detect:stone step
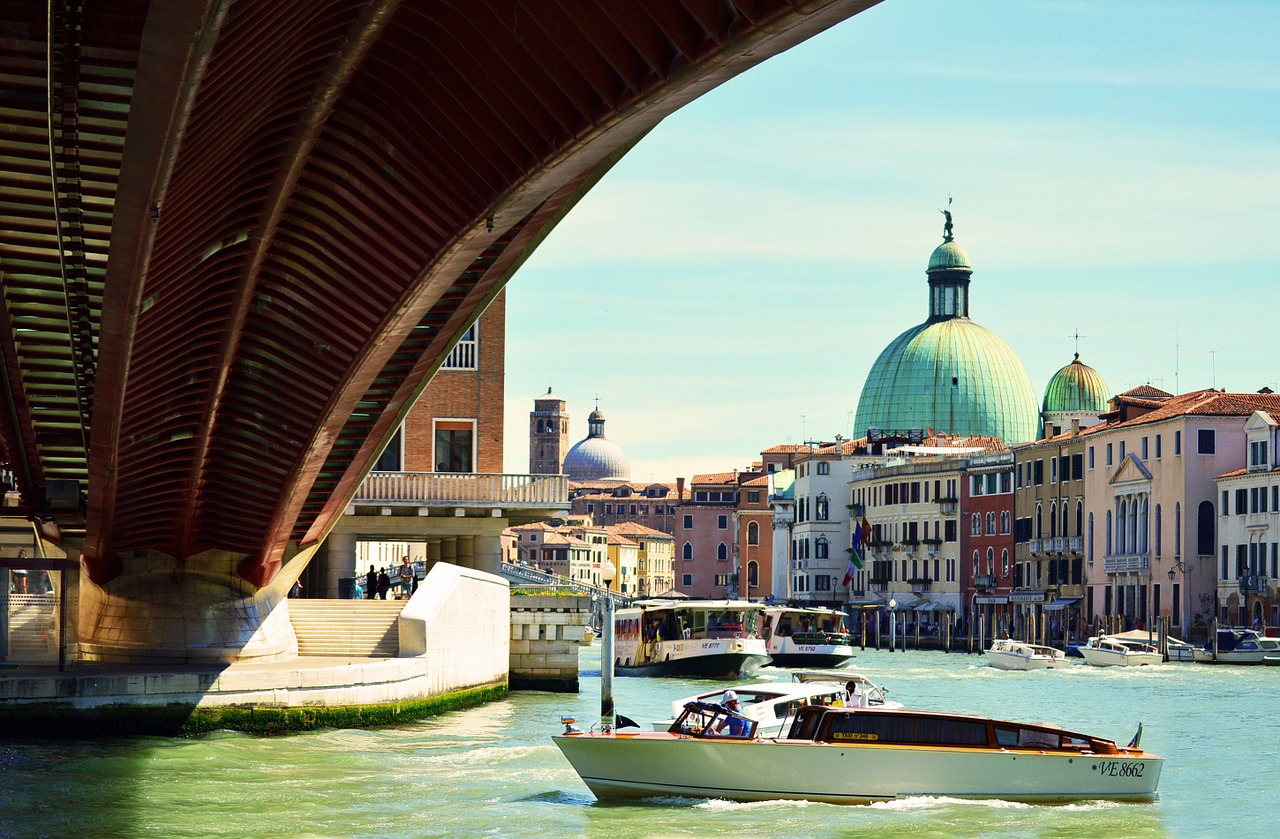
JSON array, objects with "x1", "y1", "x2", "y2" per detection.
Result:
[{"x1": 287, "y1": 600, "x2": 402, "y2": 657}]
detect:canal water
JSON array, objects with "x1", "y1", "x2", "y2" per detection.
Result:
[{"x1": 1, "y1": 646, "x2": 1272, "y2": 838}]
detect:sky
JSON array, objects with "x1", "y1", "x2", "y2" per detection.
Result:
[{"x1": 499, "y1": 0, "x2": 1280, "y2": 482}]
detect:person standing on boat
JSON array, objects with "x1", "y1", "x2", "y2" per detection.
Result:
[{"x1": 716, "y1": 691, "x2": 750, "y2": 737}]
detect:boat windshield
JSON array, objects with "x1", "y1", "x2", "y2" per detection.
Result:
[{"x1": 670, "y1": 701, "x2": 758, "y2": 740}]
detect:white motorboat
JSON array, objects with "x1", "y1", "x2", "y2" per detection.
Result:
[
  {"x1": 650, "y1": 673, "x2": 901, "y2": 738},
  {"x1": 761, "y1": 606, "x2": 856, "y2": 667},
  {"x1": 613, "y1": 599, "x2": 771, "y2": 679},
  {"x1": 556, "y1": 702, "x2": 1162, "y2": 804},
  {"x1": 1104, "y1": 629, "x2": 1196, "y2": 662},
  {"x1": 1079, "y1": 636, "x2": 1163, "y2": 667},
  {"x1": 986, "y1": 638, "x2": 1068, "y2": 671},
  {"x1": 1192, "y1": 629, "x2": 1280, "y2": 664}
]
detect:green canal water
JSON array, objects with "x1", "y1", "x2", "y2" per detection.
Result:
[{"x1": 2, "y1": 646, "x2": 1273, "y2": 838}]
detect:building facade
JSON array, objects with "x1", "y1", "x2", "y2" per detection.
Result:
[{"x1": 1213, "y1": 410, "x2": 1279, "y2": 627}]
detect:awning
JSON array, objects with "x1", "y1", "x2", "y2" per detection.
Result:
[
  {"x1": 881, "y1": 595, "x2": 920, "y2": 611},
  {"x1": 974, "y1": 595, "x2": 1009, "y2": 605},
  {"x1": 913, "y1": 601, "x2": 936, "y2": 612},
  {"x1": 1043, "y1": 597, "x2": 1082, "y2": 611}
]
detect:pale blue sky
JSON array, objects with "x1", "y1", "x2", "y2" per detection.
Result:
[{"x1": 500, "y1": 0, "x2": 1279, "y2": 481}]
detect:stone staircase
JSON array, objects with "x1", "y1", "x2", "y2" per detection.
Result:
[
  {"x1": 288, "y1": 599, "x2": 403, "y2": 657},
  {"x1": 4, "y1": 593, "x2": 57, "y2": 662}
]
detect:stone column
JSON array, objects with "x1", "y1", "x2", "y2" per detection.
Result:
[
  {"x1": 325, "y1": 532, "x2": 358, "y2": 599},
  {"x1": 456, "y1": 535, "x2": 475, "y2": 569},
  {"x1": 439, "y1": 537, "x2": 457, "y2": 567},
  {"x1": 426, "y1": 538, "x2": 442, "y2": 574},
  {"x1": 473, "y1": 533, "x2": 503, "y2": 576}
]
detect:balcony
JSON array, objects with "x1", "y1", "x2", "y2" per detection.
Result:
[
  {"x1": 935, "y1": 496, "x2": 958, "y2": 515},
  {"x1": 1047, "y1": 537, "x2": 1066, "y2": 553},
  {"x1": 909, "y1": 578, "x2": 932, "y2": 593},
  {"x1": 847, "y1": 503, "x2": 866, "y2": 518},
  {"x1": 1028, "y1": 539, "x2": 1043, "y2": 556},
  {"x1": 1103, "y1": 554, "x2": 1150, "y2": 574},
  {"x1": 1240, "y1": 575, "x2": 1271, "y2": 594},
  {"x1": 353, "y1": 471, "x2": 569, "y2": 520},
  {"x1": 973, "y1": 573, "x2": 996, "y2": 588},
  {"x1": 1067, "y1": 536, "x2": 1083, "y2": 553}
]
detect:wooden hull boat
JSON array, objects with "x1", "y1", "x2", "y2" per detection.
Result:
[{"x1": 556, "y1": 704, "x2": 1161, "y2": 804}]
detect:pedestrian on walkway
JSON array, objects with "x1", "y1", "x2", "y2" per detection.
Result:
[
  {"x1": 377, "y1": 568, "x2": 391, "y2": 600},
  {"x1": 365, "y1": 565, "x2": 377, "y2": 600}
]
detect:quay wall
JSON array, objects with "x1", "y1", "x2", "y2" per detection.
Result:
[{"x1": 509, "y1": 594, "x2": 590, "y2": 692}]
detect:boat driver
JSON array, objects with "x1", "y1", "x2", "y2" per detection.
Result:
[{"x1": 716, "y1": 690, "x2": 750, "y2": 737}]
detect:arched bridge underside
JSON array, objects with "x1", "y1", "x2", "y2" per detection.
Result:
[{"x1": 1, "y1": 0, "x2": 878, "y2": 660}]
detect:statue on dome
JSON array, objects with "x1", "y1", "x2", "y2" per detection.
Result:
[{"x1": 939, "y1": 198, "x2": 954, "y2": 242}]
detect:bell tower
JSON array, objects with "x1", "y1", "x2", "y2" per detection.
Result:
[{"x1": 529, "y1": 388, "x2": 569, "y2": 474}]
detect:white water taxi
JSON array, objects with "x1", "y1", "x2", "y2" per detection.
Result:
[
  {"x1": 761, "y1": 606, "x2": 856, "y2": 667},
  {"x1": 613, "y1": 599, "x2": 771, "y2": 679},
  {"x1": 1079, "y1": 636, "x2": 1163, "y2": 667},
  {"x1": 649, "y1": 673, "x2": 900, "y2": 738},
  {"x1": 986, "y1": 638, "x2": 1068, "y2": 671},
  {"x1": 1192, "y1": 629, "x2": 1280, "y2": 664},
  {"x1": 555, "y1": 702, "x2": 1162, "y2": 804}
]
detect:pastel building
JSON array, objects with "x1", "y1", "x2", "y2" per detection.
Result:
[
  {"x1": 1213, "y1": 409, "x2": 1279, "y2": 627},
  {"x1": 609, "y1": 522, "x2": 675, "y2": 598}
]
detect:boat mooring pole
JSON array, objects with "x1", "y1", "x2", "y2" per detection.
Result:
[{"x1": 601, "y1": 595, "x2": 615, "y2": 728}]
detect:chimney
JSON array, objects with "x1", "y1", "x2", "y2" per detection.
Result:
[
  {"x1": 1071, "y1": 418, "x2": 1081, "y2": 437},
  {"x1": 677, "y1": 477, "x2": 685, "y2": 501}
]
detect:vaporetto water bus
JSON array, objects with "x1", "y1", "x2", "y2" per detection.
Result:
[
  {"x1": 612, "y1": 599, "x2": 771, "y2": 679},
  {"x1": 761, "y1": 605, "x2": 857, "y2": 667},
  {"x1": 554, "y1": 703, "x2": 1163, "y2": 805}
]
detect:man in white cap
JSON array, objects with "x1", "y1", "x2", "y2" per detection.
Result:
[{"x1": 716, "y1": 690, "x2": 750, "y2": 737}]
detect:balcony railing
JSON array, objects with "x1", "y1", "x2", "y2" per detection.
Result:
[
  {"x1": 1028, "y1": 539, "x2": 1043, "y2": 556},
  {"x1": 910, "y1": 578, "x2": 932, "y2": 593},
  {"x1": 356, "y1": 471, "x2": 569, "y2": 508},
  {"x1": 1103, "y1": 554, "x2": 1150, "y2": 574},
  {"x1": 1067, "y1": 535, "x2": 1083, "y2": 553},
  {"x1": 1047, "y1": 537, "x2": 1066, "y2": 553},
  {"x1": 935, "y1": 497, "x2": 958, "y2": 515},
  {"x1": 1240, "y1": 575, "x2": 1270, "y2": 594},
  {"x1": 973, "y1": 573, "x2": 996, "y2": 588}
]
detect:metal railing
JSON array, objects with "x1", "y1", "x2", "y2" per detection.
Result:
[
  {"x1": 1103, "y1": 554, "x2": 1150, "y2": 574},
  {"x1": 501, "y1": 562, "x2": 632, "y2": 607},
  {"x1": 356, "y1": 472, "x2": 568, "y2": 507},
  {"x1": 1028, "y1": 539, "x2": 1043, "y2": 555},
  {"x1": 973, "y1": 574, "x2": 996, "y2": 588},
  {"x1": 1239, "y1": 575, "x2": 1270, "y2": 594}
]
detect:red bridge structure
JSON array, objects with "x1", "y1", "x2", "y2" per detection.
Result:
[{"x1": 1, "y1": 0, "x2": 879, "y2": 663}]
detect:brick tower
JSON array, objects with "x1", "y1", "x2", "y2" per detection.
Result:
[{"x1": 529, "y1": 388, "x2": 569, "y2": 474}]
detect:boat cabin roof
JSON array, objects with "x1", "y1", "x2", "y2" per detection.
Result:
[
  {"x1": 782, "y1": 707, "x2": 1125, "y2": 755},
  {"x1": 617, "y1": 599, "x2": 764, "y2": 617}
]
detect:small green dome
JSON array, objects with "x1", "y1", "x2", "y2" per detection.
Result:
[
  {"x1": 927, "y1": 241, "x2": 971, "y2": 273},
  {"x1": 1042, "y1": 354, "x2": 1110, "y2": 414},
  {"x1": 854, "y1": 318, "x2": 1040, "y2": 443}
]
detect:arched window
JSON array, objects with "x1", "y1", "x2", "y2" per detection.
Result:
[
  {"x1": 1000, "y1": 511, "x2": 1011, "y2": 534},
  {"x1": 986, "y1": 546, "x2": 995, "y2": 574},
  {"x1": 1050, "y1": 502, "x2": 1057, "y2": 537},
  {"x1": 717, "y1": 542, "x2": 728, "y2": 561},
  {"x1": 1105, "y1": 510, "x2": 1113, "y2": 556},
  {"x1": 1088, "y1": 513, "x2": 1095, "y2": 563},
  {"x1": 1002, "y1": 548, "x2": 1010, "y2": 576},
  {"x1": 1196, "y1": 500, "x2": 1215, "y2": 556},
  {"x1": 682, "y1": 542, "x2": 693, "y2": 561},
  {"x1": 1061, "y1": 503, "x2": 1069, "y2": 538},
  {"x1": 972, "y1": 513, "x2": 981, "y2": 536},
  {"x1": 985, "y1": 511, "x2": 996, "y2": 535},
  {"x1": 816, "y1": 494, "x2": 829, "y2": 521},
  {"x1": 1075, "y1": 501, "x2": 1083, "y2": 539},
  {"x1": 816, "y1": 537, "x2": 829, "y2": 559},
  {"x1": 972, "y1": 550, "x2": 980, "y2": 577},
  {"x1": 747, "y1": 521, "x2": 759, "y2": 546},
  {"x1": 1154, "y1": 504, "x2": 1162, "y2": 557},
  {"x1": 1175, "y1": 502, "x2": 1182, "y2": 556},
  {"x1": 1036, "y1": 503, "x2": 1043, "y2": 539},
  {"x1": 747, "y1": 561, "x2": 759, "y2": 586}
]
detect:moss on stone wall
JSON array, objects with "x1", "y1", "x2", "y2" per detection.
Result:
[{"x1": 0, "y1": 683, "x2": 508, "y2": 738}]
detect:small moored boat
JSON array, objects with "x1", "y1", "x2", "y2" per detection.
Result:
[
  {"x1": 612, "y1": 599, "x2": 770, "y2": 679},
  {"x1": 1192, "y1": 629, "x2": 1280, "y2": 665},
  {"x1": 986, "y1": 638, "x2": 1068, "y2": 671},
  {"x1": 555, "y1": 703, "x2": 1162, "y2": 804},
  {"x1": 1079, "y1": 635, "x2": 1163, "y2": 667},
  {"x1": 761, "y1": 606, "x2": 856, "y2": 667}
]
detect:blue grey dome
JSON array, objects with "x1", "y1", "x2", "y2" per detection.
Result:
[{"x1": 563, "y1": 408, "x2": 631, "y2": 481}]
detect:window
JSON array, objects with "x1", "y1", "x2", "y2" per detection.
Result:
[
  {"x1": 817, "y1": 461, "x2": 830, "y2": 475},
  {"x1": 1088, "y1": 446, "x2": 1094, "y2": 469},
  {"x1": 681, "y1": 573, "x2": 692, "y2": 587},
  {"x1": 1155, "y1": 434, "x2": 1162, "y2": 459},
  {"x1": 1106, "y1": 444, "x2": 1113, "y2": 467},
  {"x1": 1051, "y1": 458, "x2": 1058, "y2": 484},
  {"x1": 1141, "y1": 437, "x2": 1148, "y2": 460},
  {"x1": 816, "y1": 495, "x2": 829, "y2": 521},
  {"x1": 1000, "y1": 511, "x2": 1011, "y2": 534},
  {"x1": 815, "y1": 575, "x2": 832, "y2": 591},
  {"x1": 442, "y1": 324, "x2": 477, "y2": 370},
  {"x1": 682, "y1": 543, "x2": 693, "y2": 560},
  {"x1": 604, "y1": 504, "x2": 613, "y2": 515},
  {"x1": 1034, "y1": 460, "x2": 1044, "y2": 485},
  {"x1": 715, "y1": 573, "x2": 731, "y2": 587},
  {"x1": 815, "y1": 538, "x2": 829, "y2": 559},
  {"x1": 374, "y1": 427, "x2": 404, "y2": 471},
  {"x1": 945, "y1": 520, "x2": 957, "y2": 542},
  {"x1": 1119, "y1": 441, "x2": 1126, "y2": 460},
  {"x1": 986, "y1": 512, "x2": 996, "y2": 535},
  {"x1": 1002, "y1": 549, "x2": 1010, "y2": 576},
  {"x1": 747, "y1": 521, "x2": 759, "y2": 545},
  {"x1": 972, "y1": 513, "x2": 981, "y2": 536},
  {"x1": 1175, "y1": 430, "x2": 1182, "y2": 456},
  {"x1": 1198, "y1": 429, "x2": 1215, "y2": 454},
  {"x1": 747, "y1": 490, "x2": 760, "y2": 503},
  {"x1": 683, "y1": 514, "x2": 693, "y2": 529},
  {"x1": 1197, "y1": 501, "x2": 1215, "y2": 556},
  {"x1": 717, "y1": 514, "x2": 728, "y2": 530},
  {"x1": 717, "y1": 542, "x2": 728, "y2": 561},
  {"x1": 433, "y1": 421, "x2": 474, "y2": 472}
]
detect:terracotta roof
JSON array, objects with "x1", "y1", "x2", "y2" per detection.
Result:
[
  {"x1": 762, "y1": 444, "x2": 808, "y2": 453},
  {"x1": 609, "y1": 521, "x2": 674, "y2": 538},
  {"x1": 1106, "y1": 390, "x2": 1280, "y2": 430},
  {"x1": 1119, "y1": 385, "x2": 1174, "y2": 399},
  {"x1": 691, "y1": 472, "x2": 737, "y2": 485},
  {"x1": 742, "y1": 474, "x2": 770, "y2": 487},
  {"x1": 606, "y1": 532, "x2": 638, "y2": 546},
  {"x1": 1218, "y1": 465, "x2": 1280, "y2": 479}
]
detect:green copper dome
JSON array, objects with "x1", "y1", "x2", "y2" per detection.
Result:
[
  {"x1": 853, "y1": 218, "x2": 1040, "y2": 444},
  {"x1": 1043, "y1": 353, "x2": 1110, "y2": 415},
  {"x1": 854, "y1": 319, "x2": 1040, "y2": 443}
]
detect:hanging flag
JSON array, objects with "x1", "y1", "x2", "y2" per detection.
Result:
[
  {"x1": 850, "y1": 520, "x2": 864, "y2": 571},
  {"x1": 843, "y1": 553, "x2": 858, "y2": 585}
]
